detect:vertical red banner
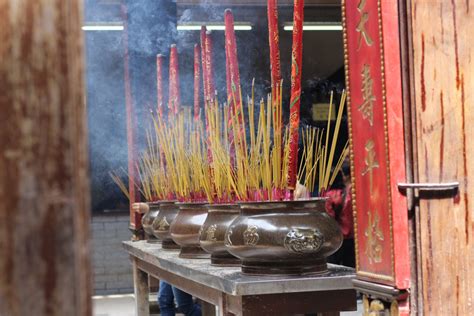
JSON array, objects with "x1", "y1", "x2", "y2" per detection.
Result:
[
  {"x1": 342, "y1": 0, "x2": 409, "y2": 289},
  {"x1": 287, "y1": 0, "x2": 304, "y2": 190}
]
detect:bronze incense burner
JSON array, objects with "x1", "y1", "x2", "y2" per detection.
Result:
[
  {"x1": 170, "y1": 202, "x2": 210, "y2": 259},
  {"x1": 199, "y1": 204, "x2": 241, "y2": 266},
  {"x1": 141, "y1": 202, "x2": 160, "y2": 243},
  {"x1": 152, "y1": 201, "x2": 180, "y2": 250},
  {"x1": 225, "y1": 199, "x2": 343, "y2": 276}
]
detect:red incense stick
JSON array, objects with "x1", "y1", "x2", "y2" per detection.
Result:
[
  {"x1": 200, "y1": 26, "x2": 210, "y2": 104},
  {"x1": 288, "y1": 0, "x2": 304, "y2": 191},
  {"x1": 225, "y1": 35, "x2": 232, "y2": 107},
  {"x1": 224, "y1": 9, "x2": 244, "y2": 165},
  {"x1": 169, "y1": 44, "x2": 180, "y2": 115},
  {"x1": 120, "y1": 3, "x2": 140, "y2": 229},
  {"x1": 156, "y1": 54, "x2": 164, "y2": 117},
  {"x1": 224, "y1": 9, "x2": 242, "y2": 113},
  {"x1": 204, "y1": 31, "x2": 215, "y2": 103},
  {"x1": 267, "y1": 0, "x2": 281, "y2": 95},
  {"x1": 193, "y1": 44, "x2": 201, "y2": 121},
  {"x1": 200, "y1": 27, "x2": 214, "y2": 164}
]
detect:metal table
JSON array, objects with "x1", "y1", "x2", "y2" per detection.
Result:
[{"x1": 123, "y1": 241, "x2": 357, "y2": 316}]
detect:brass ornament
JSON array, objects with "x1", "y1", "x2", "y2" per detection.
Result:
[
  {"x1": 369, "y1": 299, "x2": 385, "y2": 316},
  {"x1": 157, "y1": 216, "x2": 170, "y2": 231},
  {"x1": 363, "y1": 295, "x2": 370, "y2": 316},
  {"x1": 205, "y1": 224, "x2": 218, "y2": 242},
  {"x1": 284, "y1": 228, "x2": 324, "y2": 253},
  {"x1": 390, "y1": 300, "x2": 399, "y2": 316},
  {"x1": 224, "y1": 228, "x2": 233, "y2": 246},
  {"x1": 243, "y1": 225, "x2": 259, "y2": 246},
  {"x1": 363, "y1": 295, "x2": 386, "y2": 316}
]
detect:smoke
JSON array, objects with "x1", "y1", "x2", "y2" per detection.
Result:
[{"x1": 85, "y1": 1, "x2": 344, "y2": 210}]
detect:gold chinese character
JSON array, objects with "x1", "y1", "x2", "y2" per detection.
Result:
[
  {"x1": 358, "y1": 64, "x2": 375, "y2": 126},
  {"x1": 365, "y1": 211, "x2": 384, "y2": 264},
  {"x1": 356, "y1": 0, "x2": 374, "y2": 49},
  {"x1": 361, "y1": 139, "x2": 379, "y2": 192}
]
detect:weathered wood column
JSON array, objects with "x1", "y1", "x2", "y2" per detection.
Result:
[
  {"x1": 0, "y1": 0, "x2": 92, "y2": 315},
  {"x1": 407, "y1": 1, "x2": 474, "y2": 314}
]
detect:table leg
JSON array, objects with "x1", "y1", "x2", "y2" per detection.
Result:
[
  {"x1": 133, "y1": 259, "x2": 150, "y2": 316},
  {"x1": 201, "y1": 299, "x2": 216, "y2": 316},
  {"x1": 218, "y1": 294, "x2": 235, "y2": 316}
]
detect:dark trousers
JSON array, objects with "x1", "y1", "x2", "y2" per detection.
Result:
[
  {"x1": 328, "y1": 238, "x2": 355, "y2": 268},
  {"x1": 158, "y1": 281, "x2": 202, "y2": 316}
]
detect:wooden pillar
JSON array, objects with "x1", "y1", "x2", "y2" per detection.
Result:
[
  {"x1": 0, "y1": 0, "x2": 91, "y2": 315},
  {"x1": 407, "y1": 1, "x2": 474, "y2": 314}
]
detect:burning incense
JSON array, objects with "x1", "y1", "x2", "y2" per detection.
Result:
[
  {"x1": 169, "y1": 44, "x2": 180, "y2": 115},
  {"x1": 267, "y1": 0, "x2": 281, "y2": 96},
  {"x1": 156, "y1": 54, "x2": 164, "y2": 117},
  {"x1": 193, "y1": 44, "x2": 201, "y2": 121},
  {"x1": 287, "y1": 0, "x2": 305, "y2": 192}
]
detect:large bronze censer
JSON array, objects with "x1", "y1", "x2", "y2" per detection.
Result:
[
  {"x1": 170, "y1": 202, "x2": 210, "y2": 259},
  {"x1": 199, "y1": 204, "x2": 241, "y2": 266},
  {"x1": 225, "y1": 198, "x2": 342, "y2": 276},
  {"x1": 141, "y1": 202, "x2": 160, "y2": 243},
  {"x1": 152, "y1": 201, "x2": 180, "y2": 250}
]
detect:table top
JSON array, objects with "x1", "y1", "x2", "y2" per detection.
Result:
[{"x1": 123, "y1": 240, "x2": 355, "y2": 296}]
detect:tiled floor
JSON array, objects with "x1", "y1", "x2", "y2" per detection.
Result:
[{"x1": 93, "y1": 294, "x2": 363, "y2": 316}]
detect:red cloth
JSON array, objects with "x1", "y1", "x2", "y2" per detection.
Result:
[{"x1": 324, "y1": 185, "x2": 354, "y2": 239}]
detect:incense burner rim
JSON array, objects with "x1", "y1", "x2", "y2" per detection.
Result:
[
  {"x1": 176, "y1": 202, "x2": 208, "y2": 208},
  {"x1": 148, "y1": 200, "x2": 177, "y2": 206},
  {"x1": 205, "y1": 203, "x2": 240, "y2": 211},
  {"x1": 238, "y1": 198, "x2": 328, "y2": 210}
]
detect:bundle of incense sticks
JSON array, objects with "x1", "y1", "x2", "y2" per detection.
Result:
[
  {"x1": 202, "y1": 88, "x2": 348, "y2": 202},
  {"x1": 297, "y1": 92, "x2": 349, "y2": 196},
  {"x1": 150, "y1": 109, "x2": 211, "y2": 202},
  {"x1": 112, "y1": 89, "x2": 348, "y2": 203}
]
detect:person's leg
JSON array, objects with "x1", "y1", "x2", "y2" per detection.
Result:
[
  {"x1": 158, "y1": 281, "x2": 176, "y2": 316},
  {"x1": 172, "y1": 286, "x2": 202, "y2": 316},
  {"x1": 342, "y1": 238, "x2": 356, "y2": 268}
]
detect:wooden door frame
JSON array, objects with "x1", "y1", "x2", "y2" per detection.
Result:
[{"x1": 397, "y1": 0, "x2": 421, "y2": 313}]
